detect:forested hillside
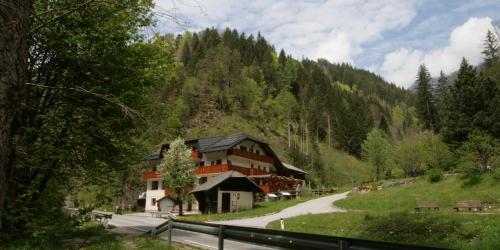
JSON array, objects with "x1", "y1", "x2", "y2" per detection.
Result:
[{"x1": 143, "y1": 28, "x2": 417, "y2": 185}]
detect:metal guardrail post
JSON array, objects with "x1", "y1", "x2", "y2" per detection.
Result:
[
  {"x1": 218, "y1": 225, "x2": 225, "y2": 250},
  {"x1": 168, "y1": 219, "x2": 173, "y2": 247},
  {"x1": 339, "y1": 239, "x2": 348, "y2": 250}
]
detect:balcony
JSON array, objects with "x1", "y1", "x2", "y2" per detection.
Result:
[
  {"x1": 230, "y1": 165, "x2": 270, "y2": 176},
  {"x1": 194, "y1": 164, "x2": 230, "y2": 174},
  {"x1": 194, "y1": 163, "x2": 270, "y2": 176},
  {"x1": 143, "y1": 171, "x2": 160, "y2": 180},
  {"x1": 230, "y1": 149, "x2": 274, "y2": 164}
]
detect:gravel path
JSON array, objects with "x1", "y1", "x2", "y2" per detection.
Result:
[{"x1": 213, "y1": 191, "x2": 350, "y2": 228}]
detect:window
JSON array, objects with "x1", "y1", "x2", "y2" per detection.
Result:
[
  {"x1": 199, "y1": 177, "x2": 207, "y2": 184},
  {"x1": 152, "y1": 166, "x2": 157, "y2": 171},
  {"x1": 216, "y1": 159, "x2": 222, "y2": 165},
  {"x1": 257, "y1": 166, "x2": 261, "y2": 170},
  {"x1": 211, "y1": 161, "x2": 215, "y2": 166},
  {"x1": 151, "y1": 198, "x2": 156, "y2": 206},
  {"x1": 240, "y1": 146, "x2": 247, "y2": 151},
  {"x1": 251, "y1": 164, "x2": 254, "y2": 168},
  {"x1": 199, "y1": 161, "x2": 204, "y2": 166},
  {"x1": 256, "y1": 150, "x2": 260, "y2": 155},
  {"x1": 151, "y1": 181, "x2": 159, "y2": 190}
]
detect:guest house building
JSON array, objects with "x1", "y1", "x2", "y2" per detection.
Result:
[{"x1": 142, "y1": 133, "x2": 306, "y2": 213}]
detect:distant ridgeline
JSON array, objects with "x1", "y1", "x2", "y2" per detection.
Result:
[{"x1": 152, "y1": 27, "x2": 417, "y2": 184}]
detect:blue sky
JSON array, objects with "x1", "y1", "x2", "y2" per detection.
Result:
[{"x1": 153, "y1": 0, "x2": 500, "y2": 88}]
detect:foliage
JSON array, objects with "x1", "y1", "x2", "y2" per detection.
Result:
[
  {"x1": 415, "y1": 64, "x2": 438, "y2": 132},
  {"x1": 458, "y1": 130, "x2": 497, "y2": 173},
  {"x1": 2, "y1": 0, "x2": 174, "y2": 239},
  {"x1": 441, "y1": 59, "x2": 499, "y2": 145},
  {"x1": 362, "y1": 129, "x2": 391, "y2": 180},
  {"x1": 393, "y1": 137, "x2": 426, "y2": 176},
  {"x1": 158, "y1": 137, "x2": 196, "y2": 215},
  {"x1": 426, "y1": 168, "x2": 443, "y2": 183},
  {"x1": 390, "y1": 168, "x2": 406, "y2": 179},
  {"x1": 482, "y1": 30, "x2": 499, "y2": 66},
  {"x1": 422, "y1": 134, "x2": 454, "y2": 171}
]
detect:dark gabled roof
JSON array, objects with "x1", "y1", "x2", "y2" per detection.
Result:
[
  {"x1": 190, "y1": 171, "x2": 263, "y2": 193},
  {"x1": 143, "y1": 148, "x2": 161, "y2": 161},
  {"x1": 189, "y1": 133, "x2": 267, "y2": 153}
]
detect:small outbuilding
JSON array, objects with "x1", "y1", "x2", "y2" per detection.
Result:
[
  {"x1": 157, "y1": 196, "x2": 175, "y2": 212},
  {"x1": 190, "y1": 171, "x2": 263, "y2": 214}
]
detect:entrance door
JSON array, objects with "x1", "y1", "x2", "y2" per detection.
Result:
[{"x1": 221, "y1": 193, "x2": 230, "y2": 213}]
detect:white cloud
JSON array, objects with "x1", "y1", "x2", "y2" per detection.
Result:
[
  {"x1": 381, "y1": 17, "x2": 495, "y2": 88},
  {"x1": 153, "y1": 0, "x2": 417, "y2": 64}
]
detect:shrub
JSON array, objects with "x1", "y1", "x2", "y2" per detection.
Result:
[
  {"x1": 493, "y1": 168, "x2": 500, "y2": 180},
  {"x1": 391, "y1": 168, "x2": 405, "y2": 179},
  {"x1": 427, "y1": 168, "x2": 443, "y2": 183}
]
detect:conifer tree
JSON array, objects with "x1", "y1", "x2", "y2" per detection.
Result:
[
  {"x1": 415, "y1": 64, "x2": 437, "y2": 132},
  {"x1": 279, "y1": 49, "x2": 287, "y2": 67},
  {"x1": 435, "y1": 71, "x2": 449, "y2": 131},
  {"x1": 442, "y1": 58, "x2": 499, "y2": 145},
  {"x1": 482, "y1": 30, "x2": 499, "y2": 66},
  {"x1": 379, "y1": 116, "x2": 390, "y2": 134}
]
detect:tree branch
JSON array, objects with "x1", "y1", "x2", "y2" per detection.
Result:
[{"x1": 24, "y1": 82, "x2": 144, "y2": 120}]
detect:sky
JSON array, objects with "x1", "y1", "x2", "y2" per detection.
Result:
[{"x1": 153, "y1": 0, "x2": 500, "y2": 88}]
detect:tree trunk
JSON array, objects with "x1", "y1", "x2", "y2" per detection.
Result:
[
  {"x1": 0, "y1": 0, "x2": 32, "y2": 229},
  {"x1": 287, "y1": 120, "x2": 291, "y2": 148},
  {"x1": 327, "y1": 114, "x2": 331, "y2": 148},
  {"x1": 178, "y1": 200, "x2": 183, "y2": 216}
]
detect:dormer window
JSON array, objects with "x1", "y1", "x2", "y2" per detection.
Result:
[
  {"x1": 256, "y1": 150, "x2": 260, "y2": 155},
  {"x1": 240, "y1": 146, "x2": 247, "y2": 151}
]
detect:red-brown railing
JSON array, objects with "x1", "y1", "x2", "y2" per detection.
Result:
[
  {"x1": 143, "y1": 171, "x2": 160, "y2": 180},
  {"x1": 231, "y1": 149, "x2": 274, "y2": 164},
  {"x1": 194, "y1": 164, "x2": 270, "y2": 176},
  {"x1": 194, "y1": 164, "x2": 230, "y2": 174}
]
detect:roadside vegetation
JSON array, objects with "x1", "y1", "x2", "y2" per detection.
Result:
[
  {"x1": 2, "y1": 222, "x2": 197, "y2": 250},
  {"x1": 268, "y1": 175, "x2": 500, "y2": 249}
]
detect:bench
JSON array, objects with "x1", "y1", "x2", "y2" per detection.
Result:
[
  {"x1": 454, "y1": 200, "x2": 482, "y2": 212},
  {"x1": 415, "y1": 201, "x2": 439, "y2": 212}
]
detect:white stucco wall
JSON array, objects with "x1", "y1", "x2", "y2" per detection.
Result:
[
  {"x1": 217, "y1": 191, "x2": 253, "y2": 213},
  {"x1": 200, "y1": 151, "x2": 227, "y2": 165},
  {"x1": 145, "y1": 179, "x2": 164, "y2": 211}
]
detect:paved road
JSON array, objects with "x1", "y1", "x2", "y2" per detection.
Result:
[
  {"x1": 213, "y1": 191, "x2": 349, "y2": 228},
  {"x1": 108, "y1": 213, "x2": 278, "y2": 250},
  {"x1": 107, "y1": 192, "x2": 349, "y2": 249}
]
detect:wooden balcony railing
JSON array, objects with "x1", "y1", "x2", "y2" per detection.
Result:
[
  {"x1": 143, "y1": 171, "x2": 160, "y2": 180},
  {"x1": 194, "y1": 164, "x2": 270, "y2": 176},
  {"x1": 230, "y1": 149, "x2": 274, "y2": 164},
  {"x1": 194, "y1": 164, "x2": 230, "y2": 174}
]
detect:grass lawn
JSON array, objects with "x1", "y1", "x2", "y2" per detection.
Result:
[
  {"x1": 182, "y1": 195, "x2": 316, "y2": 222},
  {"x1": 2, "y1": 223, "x2": 198, "y2": 250},
  {"x1": 268, "y1": 174, "x2": 500, "y2": 250}
]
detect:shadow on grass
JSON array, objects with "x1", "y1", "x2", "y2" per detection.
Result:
[{"x1": 460, "y1": 173, "x2": 482, "y2": 187}]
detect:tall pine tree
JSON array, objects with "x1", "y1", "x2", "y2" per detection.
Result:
[
  {"x1": 482, "y1": 30, "x2": 499, "y2": 66},
  {"x1": 415, "y1": 64, "x2": 437, "y2": 132},
  {"x1": 442, "y1": 58, "x2": 499, "y2": 145}
]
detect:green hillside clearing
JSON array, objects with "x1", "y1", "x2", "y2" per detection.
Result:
[{"x1": 268, "y1": 175, "x2": 500, "y2": 249}]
